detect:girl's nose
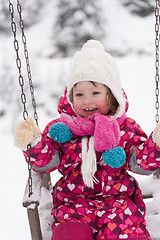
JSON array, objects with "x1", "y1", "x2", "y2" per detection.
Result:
[{"x1": 83, "y1": 96, "x2": 92, "y2": 105}]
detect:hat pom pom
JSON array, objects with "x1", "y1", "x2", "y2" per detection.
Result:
[
  {"x1": 102, "y1": 147, "x2": 126, "y2": 168},
  {"x1": 82, "y1": 40, "x2": 104, "y2": 51},
  {"x1": 49, "y1": 122, "x2": 72, "y2": 143}
]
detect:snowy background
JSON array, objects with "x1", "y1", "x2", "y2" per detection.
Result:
[{"x1": 0, "y1": 0, "x2": 160, "y2": 239}]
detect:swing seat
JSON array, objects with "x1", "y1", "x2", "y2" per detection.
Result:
[{"x1": 23, "y1": 171, "x2": 52, "y2": 240}]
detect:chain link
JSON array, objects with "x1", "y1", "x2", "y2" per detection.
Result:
[
  {"x1": 27, "y1": 144, "x2": 33, "y2": 197},
  {"x1": 155, "y1": 0, "x2": 160, "y2": 123}
]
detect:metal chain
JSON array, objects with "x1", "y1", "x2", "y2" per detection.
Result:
[
  {"x1": 16, "y1": 1, "x2": 40, "y2": 196},
  {"x1": 9, "y1": 1, "x2": 28, "y2": 121},
  {"x1": 155, "y1": 0, "x2": 160, "y2": 123},
  {"x1": 9, "y1": 0, "x2": 39, "y2": 197},
  {"x1": 16, "y1": 0, "x2": 39, "y2": 126}
]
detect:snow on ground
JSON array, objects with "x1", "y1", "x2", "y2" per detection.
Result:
[
  {"x1": 1, "y1": 1, "x2": 160, "y2": 239},
  {"x1": 0, "y1": 134, "x2": 30, "y2": 239}
]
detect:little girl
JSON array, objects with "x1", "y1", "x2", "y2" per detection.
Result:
[{"x1": 14, "y1": 40, "x2": 160, "y2": 240}]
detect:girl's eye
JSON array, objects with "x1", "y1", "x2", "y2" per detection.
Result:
[
  {"x1": 93, "y1": 91, "x2": 100, "y2": 95},
  {"x1": 76, "y1": 93, "x2": 83, "y2": 97}
]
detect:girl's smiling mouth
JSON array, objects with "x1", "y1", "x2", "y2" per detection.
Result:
[{"x1": 84, "y1": 107, "x2": 97, "y2": 112}]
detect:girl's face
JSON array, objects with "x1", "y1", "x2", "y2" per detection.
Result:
[{"x1": 73, "y1": 81, "x2": 109, "y2": 118}]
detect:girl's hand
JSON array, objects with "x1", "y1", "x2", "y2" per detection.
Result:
[{"x1": 14, "y1": 116, "x2": 41, "y2": 150}]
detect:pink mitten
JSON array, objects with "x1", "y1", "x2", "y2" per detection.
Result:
[{"x1": 91, "y1": 113, "x2": 120, "y2": 152}]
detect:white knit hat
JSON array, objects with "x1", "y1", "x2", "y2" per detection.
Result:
[{"x1": 67, "y1": 39, "x2": 125, "y2": 119}]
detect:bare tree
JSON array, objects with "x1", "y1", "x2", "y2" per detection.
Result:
[
  {"x1": 120, "y1": 0, "x2": 154, "y2": 17},
  {"x1": 53, "y1": 0, "x2": 105, "y2": 56}
]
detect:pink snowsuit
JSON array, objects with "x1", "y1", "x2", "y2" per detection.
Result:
[{"x1": 23, "y1": 88, "x2": 160, "y2": 240}]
